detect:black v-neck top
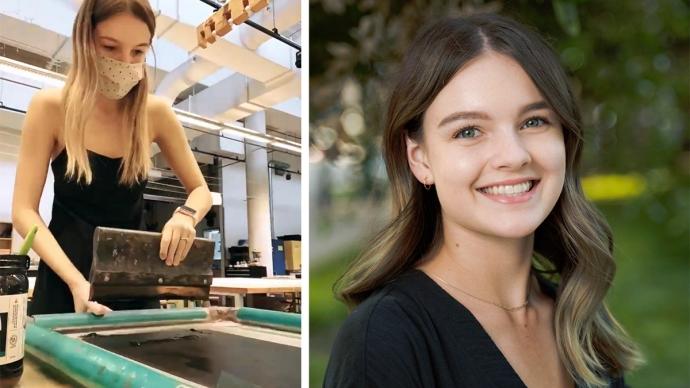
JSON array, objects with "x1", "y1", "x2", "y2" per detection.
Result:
[{"x1": 323, "y1": 270, "x2": 627, "y2": 388}]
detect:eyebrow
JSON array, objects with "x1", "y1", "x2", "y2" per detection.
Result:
[
  {"x1": 437, "y1": 101, "x2": 551, "y2": 127},
  {"x1": 100, "y1": 36, "x2": 150, "y2": 47}
]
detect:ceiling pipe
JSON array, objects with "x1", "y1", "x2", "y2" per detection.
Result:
[{"x1": 154, "y1": 55, "x2": 219, "y2": 103}]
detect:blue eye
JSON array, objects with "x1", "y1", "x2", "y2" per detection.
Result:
[
  {"x1": 522, "y1": 116, "x2": 549, "y2": 128},
  {"x1": 453, "y1": 127, "x2": 480, "y2": 139}
]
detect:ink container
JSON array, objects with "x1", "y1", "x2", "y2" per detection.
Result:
[{"x1": 0, "y1": 255, "x2": 29, "y2": 387}]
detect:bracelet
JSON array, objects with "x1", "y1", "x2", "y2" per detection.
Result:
[{"x1": 174, "y1": 205, "x2": 197, "y2": 221}]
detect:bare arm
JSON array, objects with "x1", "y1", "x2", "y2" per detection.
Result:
[
  {"x1": 151, "y1": 97, "x2": 213, "y2": 265},
  {"x1": 12, "y1": 90, "x2": 108, "y2": 314},
  {"x1": 12, "y1": 90, "x2": 83, "y2": 287}
]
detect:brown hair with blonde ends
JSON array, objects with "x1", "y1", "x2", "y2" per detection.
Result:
[
  {"x1": 334, "y1": 14, "x2": 643, "y2": 387},
  {"x1": 62, "y1": 0, "x2": 155, "y2": 185}
]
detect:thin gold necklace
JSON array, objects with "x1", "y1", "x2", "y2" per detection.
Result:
[{"x1": 426, "y1": 272, "x2": 532, "y2": 312}]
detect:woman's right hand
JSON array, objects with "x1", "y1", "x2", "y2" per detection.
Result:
[{"x1": 69, "y1": 280, "x2": 111, "y2": 315}]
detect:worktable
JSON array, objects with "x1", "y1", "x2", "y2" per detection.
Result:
[
  {"x1": 210, "y1": 277, "x2": 302, "y2": 308},
  {"x1": 29, "y1": 277, "x2": 303, "y2": 306},
  {"x1": 17, "y1": 354, "x2": 74, "y2": 387}
]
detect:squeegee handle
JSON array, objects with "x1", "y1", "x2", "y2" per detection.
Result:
[{"x1": 18, "y1": 225, "x2": 38, "y2": 255}]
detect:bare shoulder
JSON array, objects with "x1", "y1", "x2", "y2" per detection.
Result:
[
  {"x1": 146, "y1": 94, "x2": 174, "y2": 116},
  {"x1": 146, "y1": 94, "x2": 175, "y2": 141},
  {"x1": 29, "y1": 88, "x2": 62, "y2": 113},
  {"x1": 24, "y1": 88, "x2": 63, "y2": 142}
]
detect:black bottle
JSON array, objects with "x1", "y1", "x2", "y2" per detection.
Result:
[{"x1": 0, "y1": 255, "x2": 29, "y2": 387}]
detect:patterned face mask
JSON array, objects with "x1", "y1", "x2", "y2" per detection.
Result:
[{"x1": 96, "y1": 55, "x2": 144, "y2": 99}]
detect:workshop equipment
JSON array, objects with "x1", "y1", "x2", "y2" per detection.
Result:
[{"x1": 89, "y1": 227, "x2": 214, "y2": 301}]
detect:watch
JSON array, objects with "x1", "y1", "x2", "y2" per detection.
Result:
[{"x1": 174, "y1": 205, "x2": 197, "y2": 220}]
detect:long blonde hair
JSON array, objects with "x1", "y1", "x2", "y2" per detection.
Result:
[
  {"x1": 62, "y1": 0, "x2": 154, "y2": 185},
  {"x1": 335, "y1": 14, "x2": 644, "y2": 387}
]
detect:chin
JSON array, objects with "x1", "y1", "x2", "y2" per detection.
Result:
[
  {"x1": 476, "y1": 214, "x2": 545, "y2": 239},
  {"x1": 486, "y1": 225, "x2": 537, "y2": 239}
]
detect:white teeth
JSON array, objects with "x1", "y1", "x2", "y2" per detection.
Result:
[{"x1": 480, "y1": 181, "x2": 534, "y2": 196}]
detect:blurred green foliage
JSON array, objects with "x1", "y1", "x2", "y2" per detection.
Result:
[{"x1": 309, "y1": 0, "x2": 689, "y2": 387}]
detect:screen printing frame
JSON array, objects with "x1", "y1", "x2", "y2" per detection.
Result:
[{"x1": 25, "y1": 307, "x2": 301, "y2": 387}]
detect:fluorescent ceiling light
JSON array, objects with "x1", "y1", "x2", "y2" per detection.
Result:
[
  {"x1": 222, "y1": 122, "x2": 302, "y2": 152},
  {"x1": 176, "y1": 114, "x2": 222, "y2": 130},
  {"x1": 270, "y1": 141, "x2": 302, "y2": 153},
  {"x1": 220, "y1": 128, "x2": 269, "y2": 144},
  {"x1": 280, "y1": 139, "x2": 301, "y2": 148}
]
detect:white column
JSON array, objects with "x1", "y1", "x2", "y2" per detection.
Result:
[{"x1": 244, "y1": 111, "x2": 274, "y2": 275}]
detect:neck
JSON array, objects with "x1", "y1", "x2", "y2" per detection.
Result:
[
  {"x1": 94, "y1": 93, "x2": 121, "y2": 116},
  {"x1": 421, "y1": 217, "x2": 536, "y2": 311}
]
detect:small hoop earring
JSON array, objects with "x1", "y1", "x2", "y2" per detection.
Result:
[{"x1": 423, "y1": 179, "x2": 432, "y2": 190}]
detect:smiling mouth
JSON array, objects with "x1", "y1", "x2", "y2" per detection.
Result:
[{"x1": 477, "y1": 179, "x2": 540, "y2": 196}]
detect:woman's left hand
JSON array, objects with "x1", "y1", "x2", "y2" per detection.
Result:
[{"x1": 159, "y1": 213, "x2": 196, "y2": 266}]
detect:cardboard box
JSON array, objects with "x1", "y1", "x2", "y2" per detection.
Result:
[
  {"x1": 284, "y1": 241, "x2": 301, "y2": 271},
  {"x1": 0, "y1": 237, "x2": 11, "y2": 252}
]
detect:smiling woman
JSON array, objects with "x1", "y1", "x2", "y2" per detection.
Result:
[
  {"x1": 11, "y1": 0, "x2": 212, "y2": 316},
  {"x1": 411, "y1": 52, "x2": 567, "y2": 239},
  {"x1": 325, "y1": 14, "x2": 644, "y2": 388}
]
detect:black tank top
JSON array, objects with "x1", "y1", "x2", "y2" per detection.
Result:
[{"x1": 30, "y1": 148, "x2": 158, "y2": 314}]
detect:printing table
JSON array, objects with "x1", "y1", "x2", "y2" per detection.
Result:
[{"x1": 22, "y1": 307, "x2": 301, "y2": 387}]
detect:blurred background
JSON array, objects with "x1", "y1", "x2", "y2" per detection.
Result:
[{"x1": 309, "y1": 0, "x2": 689, "y2": 387}]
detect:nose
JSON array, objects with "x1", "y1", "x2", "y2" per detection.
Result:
[
  {"x1": 107, "y1": 50, "x2": 127, "y2": 63},
  {"x1": 125, "y1": 53, "x2": 143, "y2": 64},
  {"x1": 490, "y1": 129, "x2": 532, "y2": 170},
  {"x1": 108, "y1": 50, "x2": 139, "y2": 64},
  {"x1": 122, "y1": 53, "x2": 138, "y2": 64}
]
